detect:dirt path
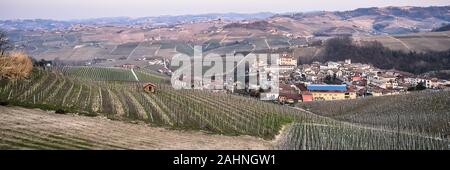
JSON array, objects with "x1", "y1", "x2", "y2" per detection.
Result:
[
  {"x1": 130, "y1": 69, "x2": 139, "y2": 81},
  {"x1": 387, "y1": 35, "x2": 411, "y2": 50},
  {"x1": 126, "y1": 42, "x2": 141, "y2": 60},
  {"x1": 264, "y1": 38, "x2": 271, "y2": 49},
  {"x1": 220, "y1": 34, "x2": 228, "y2": 44},
  {"x1": 0, "y1": 106, "x2": 271, "y2": 150},
  {"x1": 153, "y1": 45, "x2": 161, "y2": 56}
]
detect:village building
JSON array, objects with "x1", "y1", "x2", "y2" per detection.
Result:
[
  {"x1": 276, "y1": 53, "x2": 297, "y2": 73},
  {"x1": 300, "y1": 91, "x2": 313, "y2": 102},
  {"x1": 122, "y1": 64, "x2": 137, "y2": 69},
  {"x1": 306, "y1": 84, "x2": 356, "y2": 101},
  {"x1": 278, "y1": 93, "x2": 301, "y2": 104},
  {"x1": 405, "y1": 77, "x2": 433, "y2": 89},
  {"x1": 293, "y1": 83, "x2": 313, "y2": 102},
  {"x1": 277, "y1": 83, "x2": 301, "y2": 104}
]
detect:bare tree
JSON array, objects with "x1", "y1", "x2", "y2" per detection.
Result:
[{"x1": 0, "y1": 30, "x2": 11, "y2": 56}]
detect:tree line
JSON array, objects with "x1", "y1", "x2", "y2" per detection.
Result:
[{"x1": 320, "y1": 36, "x2": 450, "y2": 76}]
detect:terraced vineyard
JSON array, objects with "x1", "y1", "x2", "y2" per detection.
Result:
[
  {"x1": 297, "y1": 91, "x2": 450, "y2": 137},
  {"x1": 274, "y1": 122, "x2": 449, "y2": 150},
  {"x1": 0, "y1": 106, "x2": 270, "y2": 149},
  {"x1": 63, "y1": 67, "x2": 138, "y2": 81},
  {"x1": 1, "y1": 67, "x2": 448, "y2": 149},
  {"x1": 0, "y1": 67, "x2": 314, "y2": 139},
  {"x1": 357, "y1": 31, "x2": 450, "y2": 52}
]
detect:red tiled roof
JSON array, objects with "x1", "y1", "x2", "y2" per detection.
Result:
[
  {"x1": 294, "y1": 83, "x2": 308, "y2": 91},
  {"x1": 301, "y1": 91, "x2": 312, "y2": 95},
  {"x1": 310, "y1": 90, "x2": 352, "y2": 93},
  {"x1": 279, "y1": 93, "x2": 301, "y2": 100},
  {"x1": 143, "y1": 83, "x2": 157, "y2": 87}
]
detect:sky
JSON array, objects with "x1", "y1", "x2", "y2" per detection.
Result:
[{"x1": 1, "y1": 0, "x2": 449, "y2": 20}]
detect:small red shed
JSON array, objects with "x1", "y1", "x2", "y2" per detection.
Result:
[{"x1": 143, "y1": 83, "x2": 157, "y2": 93}]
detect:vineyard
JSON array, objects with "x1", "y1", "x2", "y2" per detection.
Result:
[
  {"x1": 0, "y1": 106, "x2": 270, "y2": 149},
  {"x1": 0, "y1": 67, "x2": 449, "y2": 149},
  {"x1": 274, "y1": 122, "x2": 448, "y2": 150},
  {"x1": 297, "y1": 91, "x2": 450, "y2": 137},
  {"x1": 63, "y1": 67, "x2": 138, "y2": 81},
  {"x1": 0, "y1": 67, "x2": 314, "y2": 139}
]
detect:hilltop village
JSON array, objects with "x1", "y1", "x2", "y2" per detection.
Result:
[
  {"x1": 79, "y1": 46, "x2": 450, "y2": 105},
  {"x1": 273, "y1": 54, "x2": 450, "y2": 104},
  {"x1": 166, "y1": 51, "x2": 450, "y2": 104}
]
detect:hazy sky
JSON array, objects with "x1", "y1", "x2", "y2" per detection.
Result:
[{"x1": 1, "y1": 0, "x2": 449, "y2": 20}]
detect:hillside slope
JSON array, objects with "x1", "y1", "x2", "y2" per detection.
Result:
[
  {"x1": 1, "y1": 67, "x2": 448, "y2": 150},
  {"x1": 297, "y1": 91, "x2": 450, "y2": 137},
  {"x1": 355, "y1": 30, "x2": 450, "y2": 52},
  {"x1": 272, "y1": 91, "x2": 450, "y2": 150},
  {"x1": 0, "y1": 106, "x2": 270, "y2": 149},
  {"x1": 0, "y1": 67, "x2": 308, "y2": 139},
  {"x1": 269, "y1": 6, "x2": 450, "y2": 36}
]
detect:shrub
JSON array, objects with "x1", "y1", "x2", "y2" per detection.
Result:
[
  {"x1": 0, "y1": 52, "x2": 33, "y2": 80},
  {"x1": 0, "y1": 101, "x2": 9, "y2": 106},
  {"x1": 55, "y1": 109, "x2": 66, "y2": 114}
]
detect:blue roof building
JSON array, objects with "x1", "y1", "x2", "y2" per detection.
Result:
[{"x1": 307, "y1": 84, "x2": 347, "y2": 91}]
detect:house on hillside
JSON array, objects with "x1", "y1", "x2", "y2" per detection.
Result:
[
  {"x1": 278, "y1": 93, "x2": 301, "y2": 104},
  {"x1": 122, "y1": 64, "x2": 136, "y2": 69},
  {"x1": 143, "y1": 83, "x2": 157, "y2": 93}
]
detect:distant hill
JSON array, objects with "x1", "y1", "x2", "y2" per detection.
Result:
[
  {"x1": 268, "y1": 6, "x2": 450, "y2": 36},
  {"x1": 433, "y1": 23, "x2": 450, "y2": 32},
  {"x1": 223, "y1": 21, "x2": 272, "y2": 31},
  {"x1": 0, "y1": 12, "x2": 275, "y2": 31},
  {"x1": 0, "y1": 19, "x2": 72, "y2": 31},
  {"x1": 318, "y1": 36, "x2": 450, "y2": 75},
  {"x1": 354, "y1": 31, "x2": 450, "y2": 52},
  {"x1": 2, "y1": 6, "x2": 449, "y2": 35},
  {"x1": 3, "y1": 6, "x2": 450, "y2": 64}
]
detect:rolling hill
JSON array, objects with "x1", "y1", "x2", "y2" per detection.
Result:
[
  {"x1": 3, "y1": 6, "x2": 449, "y2": 65},
  {"x1": 0, "y1": 67, "x2": 448, "y2": 149},
  {"x1": 355, "y1": 30, "x2": 450, "y2": 52},
  {"x1": 0, "y1": 106, "x2": 270, "y2": 149}
]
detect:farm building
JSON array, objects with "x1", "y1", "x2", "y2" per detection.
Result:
[
  {"x1": 293, "y1": 83, "x2": 313, "y2": 102},
  {"x1": 300, "y1": 91, "x2": 313, "y2": 102},
  {"x1": 143, "y1": 83, "x2": 157, "y2": 93},
  {"x1": 122, "y1": 64, "x2": 137, "y2": 69}
]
